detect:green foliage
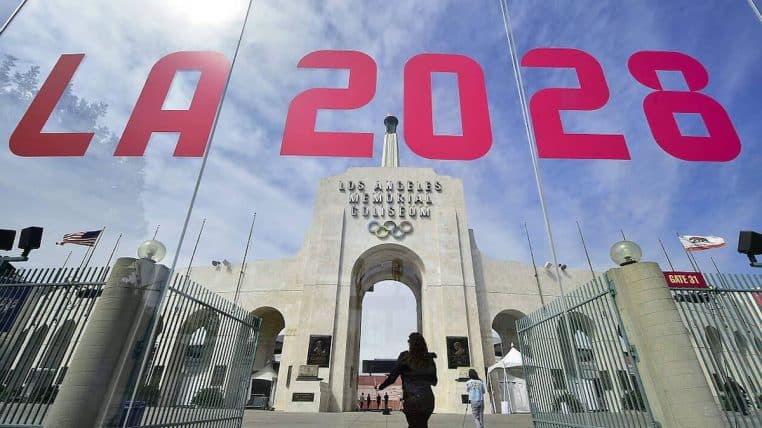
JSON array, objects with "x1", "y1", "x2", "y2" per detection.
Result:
[
  {"x1": 0, "y1": 384, "x2": 12, "y2": 402},
  {"x1": 191, "y1": 387, "x2": 224, "y2": 408},
  {"x1": 136, "y1": 384, "x2": 161, "y2": 406},
  {"x1": 27, "y1": 385, "x2": 58, "y2": 403},
  {"x1": 621, "y1": 390, "x2": 645, "y2": 411},
  {"x1": 552, "y1": 393, "x2": 584, "y2": 413}
]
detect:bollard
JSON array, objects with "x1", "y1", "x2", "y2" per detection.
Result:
[{"x1": 45, "y1": 257, "x2": 169, "y2": 428}]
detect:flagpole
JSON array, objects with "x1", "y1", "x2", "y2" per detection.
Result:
[
  {"x1": 658, "y1": 238, "x2": 676, "y2": 271},
  {"x1": 76, "y1": 244, "x2": 93, "y2": 272},
  {"x1": 184, "y1": 218, "x2": 206, "y2": 281},
  {"x1": 620, "y1": 229, "x2": 627, "y2": 240},
  {"x1": 82, "y1": 227, "x2": 106, "y2": 270},
  {"x1": 0, "y1": 0, "x2": 30, "y2": 36},
  {"x1": 235, "y1": 212, "x2": 256, "y2": 304},
  {"x1": 104, "y1": 233, "x2": 123, "y2": 268},
  {"x1": 60, "y1": 251, "x2": 73, "y2": 269},
  {"x1": 524, "y1": 222, "x2": 545, "y2": 306},
  {"x1": 152, "y1": 225, "x2": 160, "y2": 240},
  {"x1": 576, "y1": 220, "x2": 596, "y2": 280},
  {"x1": 676, "y1": 233, "x2": 701, "y2": 273},
  {"x1": 709, "y1": 256, "x2": 731, "y2": 289}
]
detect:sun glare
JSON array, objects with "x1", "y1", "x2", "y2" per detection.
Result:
[{"x1": 166, "y1": 0, "x2": 245, "y2": 25}]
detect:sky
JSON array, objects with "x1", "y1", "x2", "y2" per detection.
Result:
[{"x1": 1, "y1": 1, "x2": 760, "y2": 362}]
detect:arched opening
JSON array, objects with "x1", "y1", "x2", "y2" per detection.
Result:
[
  {"x1": 492, "y1": 310, "x2": 527, "y2": 359},
  {"x1": 491, "y1": 310, "x2": 529, "y2": 414},
  {"x1": 249, "y1": 306, "x2": 285, "y2": 409},
  {"x1": 167, "y1": 308, "x2": 221, "y2": 405},
  {"x1": 346, "y1": 244, "x2": 424, "y2": 412},
  {"x1": 358, "y1": 280, "x2": 418, "y2": 411},
  {"x1": 556, "y1": 312, "x2": 604, "y2": 411}
]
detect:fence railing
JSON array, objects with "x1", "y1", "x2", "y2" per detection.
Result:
[
  {"x1": 670, "y1": 272, "x2": 762, "y2": 428},
  {"x1": 0, "y1": 266, "x2": 109, "y2": 426},
  {"x1": 0, "y1": 266, "x2": 260, "y2": 428},
  {"x1": 129, "y1": 273, "x2": 260, "y2": 428},
  {"x1": 516, "y1": 275, "x2": 656, "y2": 428}
]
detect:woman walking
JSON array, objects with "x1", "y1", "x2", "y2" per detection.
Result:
[
  {"x1": 466, "y1": 369, "x2": 486, "y2": 428},
  {"x1": 377, "y1": 332, "x2": 438, "y2": 427}
]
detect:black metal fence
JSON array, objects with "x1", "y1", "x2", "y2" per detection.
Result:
[
  {"x1": 670, "y1": 273, "x2": 762, "y2": 428},
  {"x1": 129, "y1": 273, "x2": 260, "y2": 428},
  {"x1": 0, "y1": 266, "x2": 109, "y2": 426},
  {"x1": 0, "y1": 266, "x2": 260, "y2": 428},
  {"x1": 516, "y1": 276, "x2": 656, "y2": 427}
]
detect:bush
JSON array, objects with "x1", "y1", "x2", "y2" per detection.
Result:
[
  {"x1": 136, "y1": 384, "x2": 161, "y2": 406},
  {"x1": 719, "y1": 394, "x2": 733, "y2": 411},
  {"x1": 27, "y1": 385, "x2": 58, "y2": 403},
  {"x1": 621, "y1": 390, "x2": 645, "y2": 411},
  {"x1": 191, "y1": 388, "x2": 224, "y2": 408},
  {"x1": 552, "y1": 393, "x2": 584, "y2": 413},
  {"x1": 0, "y1": 385, "x2": 12, "y2": 402}
]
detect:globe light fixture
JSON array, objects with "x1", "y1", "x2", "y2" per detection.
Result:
[
  {"x1": 610, "y1": 240, "x2": 642, "y2": 266},
  {"x1": 137, "y1": 240, "x2": 166, "y2": 263}
]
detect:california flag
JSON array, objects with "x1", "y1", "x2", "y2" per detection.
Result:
[{"x1": 679, "y1": 235, "x2": 726, "y2": 251}]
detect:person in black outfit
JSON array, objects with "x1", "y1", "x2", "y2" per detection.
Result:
[
  {"x1": 359, "y1": 393, "x2": 364, "y2": 410},
  {"x1": 366, "y1": 393, "x2": 371, "y2": 410},
  {"x1": 376, "y1": 394, "x2": 381, "y2": 410},
  {"x1": 384, "y1": 392, "x2": 389, "y2": 410},
  {"x1": 378, "y1": 332, "x2": 438, "y2": 428}
]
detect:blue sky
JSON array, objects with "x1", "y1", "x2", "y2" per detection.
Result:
[{"x1": 1, "y1": 1, "x2": 760, "y2": 359}]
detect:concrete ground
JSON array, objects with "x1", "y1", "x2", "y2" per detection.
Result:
[{"x1": 243, "y1": 410, "x2": 533, "y2": 427}]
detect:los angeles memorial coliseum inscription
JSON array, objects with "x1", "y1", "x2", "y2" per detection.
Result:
[{"x1": 339, "y1": 179, "x2": 442, "y2": 219}]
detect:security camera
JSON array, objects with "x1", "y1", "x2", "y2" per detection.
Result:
[
  {"x1": 543, "y1": 262, "x2": 552, "y2": 269},
  {"x1": 222, "y1": 259, "x2": 233, "y2": 272},
  {"x1": 738, "y1": 231, "x2": 762, "y2": 267},
  {"x1": 559, "y1": 264, "x2": 567, "y2": 271}
]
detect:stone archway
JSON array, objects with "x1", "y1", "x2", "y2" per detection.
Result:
[
  {"x1": 343, "y1": 243, "x2": 425, "y2": 411},
  {"x1": 492, "y1": 309, "x2": 527, "y2": 358},
  {"x1": 250, "y1": 306, "x2": 285, "y2": 408}
]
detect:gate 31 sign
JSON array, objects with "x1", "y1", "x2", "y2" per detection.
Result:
[{"x1": 9, "y1": 49, "x2": 741, "y2": 162}]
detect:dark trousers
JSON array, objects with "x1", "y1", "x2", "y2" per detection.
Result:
[{"x1": 402, "y1": 388, "x2": 434, "y2": 428}]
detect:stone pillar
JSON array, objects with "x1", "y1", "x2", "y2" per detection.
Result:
[
  {"x1": 46, "y1": 257, "x2": 169, "y2": 428},
  {"x1": 608, "y1": 262, "x2": 723, "y2": 428}
]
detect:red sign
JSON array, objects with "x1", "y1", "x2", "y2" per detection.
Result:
[{"x1": 663, "y1": 271, "x2": 708, "y2": 289}]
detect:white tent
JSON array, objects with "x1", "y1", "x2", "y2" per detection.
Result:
[{"x1": 487, "y1": 347, "x2": 530, "y2": 413}]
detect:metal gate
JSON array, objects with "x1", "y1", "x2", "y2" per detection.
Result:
[
  {"x1": 128, "y1": 272, "x2": 260, "y2": 428},
  {"x1": 516, "y1": 275, "x2": 657, "y2": 427},
  {"x1": 0, "y1": 266, "x2": 109, "y2": 426},
  {"x1": 0, "y1": 266, "x2": 260, "y2": 428},
  {"x1": 669, "y1": 272, "x2": 762, "y2": 428}
]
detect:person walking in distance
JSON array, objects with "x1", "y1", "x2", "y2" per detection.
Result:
[
  {"x1": 359, "y1": 393, "x2": 364, "y2": 410},
  {"x1": 376, "y1": 394, "x2": 381, "y2": 410},
  {"x1": 366, "y1": 392, "x2": 371, "y2": 410},
  {"x1": 377, "y1": 332, "x2": 438, "y2": 428},
  {"x1": 383, "y1": 392, "x2": 389, "y2": 410},
  {"x1": 466, "y1": 369, "x2": 486, "y2": 428}
]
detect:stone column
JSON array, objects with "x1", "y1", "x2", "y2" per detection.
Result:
[
  {"x1": 608, "y1": 262, "x2": 723, "y2": 428},
  {"x1": 46, "y1": 257, "x2": 169, "y2": 428}
]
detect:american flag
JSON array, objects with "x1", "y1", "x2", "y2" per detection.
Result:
[{"x1": 56, "y1": 230, "x2": 102, "y2": 247}]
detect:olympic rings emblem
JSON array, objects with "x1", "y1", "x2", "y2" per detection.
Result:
[{"x1": 368, "y1": 220, "x2": 413, "y2": 240}]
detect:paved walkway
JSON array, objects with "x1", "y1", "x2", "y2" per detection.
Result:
[{"x1": 243, "y1": 410, "x2": 532, "y2": 427}]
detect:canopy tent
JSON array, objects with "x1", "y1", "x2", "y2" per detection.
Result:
[
  {"x1": 252, "y1": 363, "x2": 278, "y2": 381},
  {"x1": 488, "y1": 346, "x2": 524, "y2": 372},
  {"x1": 487, "y1": 346, "x2": 530, "y2": 413}
]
